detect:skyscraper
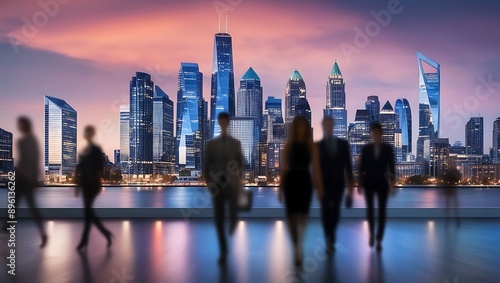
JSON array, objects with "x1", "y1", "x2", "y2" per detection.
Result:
[
  {"x1": 129, "y1": 72, "x2": 154, "y2": 175},
  {"x1": 417, "y1": 52, "x2": 440, "y2": 163},
  {"x1": 119, "y1": 104, "x2": 130, "y2": 172},
  {"x1": 365, "y1": 96, "x2": 380, "y2": 123},
  {"x1": 176, "y1": 63, "x2": 207, "y2": 172},
  {"x1": 210, "y1": 32, "x2": 235, "y2": 138},
  {"x1": 153, "y1": 85, "x2": 174, "y2": 174},
  {"x1": 379, "y1": 101, "x2": 398, "y2": 148},
  {"x1": 237, "y1": 67, "x2": 263, "y2": 143},
  {"x1": 348, "y1": 109, "x2": 370, "y2": 163},
  {"x1": 114, "y1": 149, "x2": 120, "y2": 165},
  {"x1": 324, "y1": 61, "x2": 347, "y2": 139},
  {"x1": 296, "y1": 97, "x2": 312, "y2": 126},
  {"x1": 44, "y1": 96, "x2": 77, "y2": 175},
  {"x1": 494, "y1": 117, "x2": 500, "y2": 163},
  {"x1": 430, "y1": 138, "x2": 449, "y2": 178},
  {"x1": 395, "y1": 98, "x2": 412, "y2": 160},
  {"x1": 465, "y1": 117, "x2": 484, "y2": 155},
  {"x1": 265, "y1": 96, "x2": 282, "y2": 122},
  {"x1": 228, "y1": 117, "x2": 256, "y2": 179},
  {"x1": 0, "y1": 128, "x2": 14, "y2": 173},
  {"x1": 285, "y1": 69, "x2": 307, "y2": 123}
]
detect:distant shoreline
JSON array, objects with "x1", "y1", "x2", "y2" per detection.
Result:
[{"x1": 1, "y1": 183, "x2": 499, "y2": 189}]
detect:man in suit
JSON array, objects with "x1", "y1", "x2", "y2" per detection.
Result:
[
  {"x1": 358, "y1": 122, "x2": 396, "y2": 252},
  {"x1": 204, "y1": 112, "x2": 244, "y2": 265},
  {"x1": 316, "y1": 117, "x2": 354, "y2": 254}
]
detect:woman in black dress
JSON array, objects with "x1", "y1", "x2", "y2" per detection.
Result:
[
  {"x1": 75, "y1": 125, "x2": 113, "y2": 250},
  {"x1": 279, "y1": 116, "x2": 323, "y2": 266}
]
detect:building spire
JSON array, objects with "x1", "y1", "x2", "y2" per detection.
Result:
[
  {"x1": 225, "y1": 9, "x2": 228, "y2": 33},
  {"x1": 218, "y1": 16, "x2": 220, "y2": 33}
]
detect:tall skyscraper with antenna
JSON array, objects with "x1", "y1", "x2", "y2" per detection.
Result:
[
  {"x1": 324, "y1": 60, "x2": 347, "y2": 139},
  {"x1": 210, "y1": 12, "x2": 235, "y2": 138}
]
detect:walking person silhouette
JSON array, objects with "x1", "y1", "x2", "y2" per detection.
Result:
[{"x1": 75, "y1": 125, "x2": 113, "y2": 250}]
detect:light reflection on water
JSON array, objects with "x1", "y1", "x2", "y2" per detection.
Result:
[{"x1": 1, "y1": 186, "x2": 500, "y2": 208}]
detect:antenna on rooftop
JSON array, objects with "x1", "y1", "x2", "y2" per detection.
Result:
[{"x1": 225, "y1": 9, "x2": 228, "y2": 33}]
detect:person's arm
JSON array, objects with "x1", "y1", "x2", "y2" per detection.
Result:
[
  {"x1": 74, "y1": 156, "x2": 82, "y2": 197},
  {"x1": 387, "y1": 145, "x2": 396, "y2": 191},
  {"x1": 344, "y1": 141, "x2": 354, "y2": 195},
  {"x1": 202, "y1": 142, "x2": 211, "y2": 184},
  {"x1": 236, "y1": 141, "x2": 244, "y2": 189},
  {"x1": 279, "y1": 144, "x2": 289, "y2": 202},
  {"x1": 357, "y1": 146, "x2": 367, "y2": 195},
  {"x1": 311, "y1": 141, "x2": 324, "y2": 200},
  {"x1": 98, "y1": 147, "x2": 105, "y2": 179}
]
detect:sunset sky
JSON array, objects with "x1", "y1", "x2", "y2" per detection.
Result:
[{"x1": 1, "y1": 0, "x2": 500, "y2": 158}]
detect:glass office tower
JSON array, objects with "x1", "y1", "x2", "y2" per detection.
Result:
[
  {"x1": 129, "y1": 72, "x2": 154, "y2": 175},
  {"x1": 494, "y1": 117, "x2": 500, "y2": 163},
  {"x1": 237, "y1": 67, "x2": 263, "y2": 141},
  {"x1": 177, "y1": 63, "x2": 207, "y2": 171},
  {"x1": 365, "y1": 95, "x2": 380, "y2": 123},
  {"x1": 0, "y1": 128, "x2": 14, "y2": 173},
  {"x1": 210, "y1": 33, "x2": 235, "y2": 138},
  {"x1": 324, "y1": 61, "x2": 347, "y2": 139},
  {"x1": 153, "y1": 85, "x2": 174, "y2": 174},
  {"x1": 120, "y1": 104, "x2": 130, "y2": 169},
  {"x1": 228, "y1": 117, "x2": 256, "y2": 179},
  {"x1": 285, "y1": 69, "x2": 307, "y2": 124},
  {"x1": 395, "y1": 98, "x2": 412, "y2": 160},
  {"x1": 44, "y1": 96, "x2": 77, "y2": 176},
  {"x1": 417, "y1": 52, "x2": 440, "y2": 164},
  {"x1": 465, "y1": 117, "x2": 484, "y2": 155}
]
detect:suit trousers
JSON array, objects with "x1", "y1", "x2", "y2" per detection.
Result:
[
  {"x1": 364, "y1": 186, "x2": 389, "y2": 241},
  {"x1": 320, "y1": 189, "x2": 344, "y2": 244},
  {"x1": 211, "y1": 186, "x2": 238, "y2": 255}
]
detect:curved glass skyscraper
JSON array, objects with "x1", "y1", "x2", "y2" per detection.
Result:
[
  {"x1": 417, "y1": 52, "x2": 440, "y2": 139},
  {"x1": 395, "y1": 98, "x2": 412, "y2": 160},
  {"x1": 210, "y1": 33, "x2": 235, "y2": 138},
  {"x1": 417, "y1": 52, "x2": 440, "y2": 163},
  {"x1": 176, "y1": 63, "x2": 207, "y2": 171}
]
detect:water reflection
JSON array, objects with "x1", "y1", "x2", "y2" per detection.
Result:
[
  {"x1": 2, "y1": 186, "x2": 500, "y2": 209},
  {"x1": 233, "y1": 221, "x2": 249, "y2": 283},
  {"x1": 269, "y1": 220, "x2": 289, "y2": 282}
]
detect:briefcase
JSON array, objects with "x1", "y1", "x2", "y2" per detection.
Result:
[{"x1": 238, "y1": 189, "x2": 253, "y2": 211}]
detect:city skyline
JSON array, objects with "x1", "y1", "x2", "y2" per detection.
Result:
[{"x1": 1, "y1": 0, "x2": 500, "y2": 159}]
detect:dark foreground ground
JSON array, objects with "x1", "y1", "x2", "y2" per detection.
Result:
[{"x1": 1, "y1": 218, "x2": 499, "y2": 283}]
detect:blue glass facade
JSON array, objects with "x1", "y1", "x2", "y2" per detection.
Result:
[
  {"x1": 228, "y1": 117, "x2": 256, "y2": 178},
  {"x1": 153, "y1": 85, "x2": 174, "y2": 169},
  {"x1": 417, "y1": 52, "x2": 440, "y2": 139},
  {"x1": 265, "y1": 96, "x2": 282, "y2": 122},
  {"x1": 120, "y1": 104, "x2": 130, "y2": 167},
  {"x1": 237, "y1": 67, "x2": 263, "y2": 143},
  {"x1": 395, "y1": 98, "x2": 412, "y2": 160},
  {"x1": 210, "y1": 33, "x2": 235, "y2": 138},
  {"x1": 324, "y1": 62, "x2": 347, "y2": 139},
  {"x1": 0, "y1": 128, "x2": 14, "y2": 173},
  {"x1": 285, "y1": 70, "x2": 306, "y2": 124},
  {"x1": 44, "y1": 96, "x2": 77, "y2": 176},
  {"x1": 365, "y1": 96, "x2": 380, "y2": 123},
  {"x1": 417, "y1": 52, "x2": 440, "y2": 163},
  {"x1": 176, "y1": 63, "x2": 206, "y2": 171},
  {"x1": 129, "y1": 72, "x2": 154, "y2": 175},
  {"x1": 465, "y1": 117, "x2": 484, "y2": 155}
]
